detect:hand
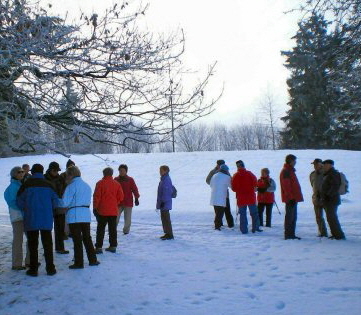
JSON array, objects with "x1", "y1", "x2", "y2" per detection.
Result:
[
  {"x1": 135, "y1": 198, "x2": 139, "y2": 206},
  {"x1": 93, "y1": 208, "x2": 98, "y2": 217},
  {"x1": 288, "y1": 199, "x2": 296, "y2": 206},
  {"x1": 160, "y1": 202, "x2": 165, "y2": 209}
]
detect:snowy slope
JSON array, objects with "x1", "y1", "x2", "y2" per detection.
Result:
[{"x1": 0, "y1": 150, "x2": 360, "y2": 315}]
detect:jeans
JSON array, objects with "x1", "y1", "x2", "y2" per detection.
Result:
[
  {"x1": 238, "y1": 204, "x2": 260, "y2": 234},
  {"x1": 69, "y1": 223, "x2": 97, "y2": 266}
]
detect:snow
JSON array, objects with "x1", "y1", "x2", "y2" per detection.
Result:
[{"x1": 0, "y1": 150, "x2": 360, "y2": 315}]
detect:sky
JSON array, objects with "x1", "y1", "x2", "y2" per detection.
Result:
[{"x1": 44, "y1": 0, "x2": 303, "y2": 126}]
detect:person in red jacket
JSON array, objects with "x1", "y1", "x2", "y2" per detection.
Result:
[
  {"x1": 280, "y1": 154, "x2": 304, "y2": 240},
  {"x1": 114, "y1": 164, "x2": 140, "y2": 235},
  {"x1": 93, "y1": 167, "x2": 124, "y2": 253},
  {"x1": 231, "y1": 160, "x2": 262, "y2": 234},
  {"x1": 257, "y1": 168, "x2": 276, "y2": 227}
]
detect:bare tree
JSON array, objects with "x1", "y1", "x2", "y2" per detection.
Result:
[
  {"x1": 0, "y1": 0, "x2": 220, "y2": 156},
  {"x1": 176, "y1": 123, "x2": 214, "y2": 152}
]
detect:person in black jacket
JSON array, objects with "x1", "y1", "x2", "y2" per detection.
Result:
[
  {"x1": 321, "y1": 160, "x2": 346, "y2": 240},
  {"x1": 45, "y1": 162, "x2": 69, "y2": 254}
]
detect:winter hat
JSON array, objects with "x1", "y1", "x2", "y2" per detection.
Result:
[
  {"x1": 10, "y1": 166, "x2": 23, "y2": 178},
  {"x1": 220, "y1": 164, "x2": 229, "y2": 172},
  {"x1": 66, "y1": 159, "x2": 75, "y2": 168},
  {"x1": 236, "y1": 160, "x2": 245, "y2": 168},
  {"x1": 216, "y1": 159, "x2": 225, "y2": 166},
  {"x1": 31, "y1": 164, "x2": 44, "y2": 174},
  {"x1": 311, "y1": 158, "x2": 322, "y2": 164},
  {"x1": 322, "y1": 159, "x2": 334, "y2": 166},
  {"x1": 48, "y1": 161, "x2": 61, "y2": 171}
]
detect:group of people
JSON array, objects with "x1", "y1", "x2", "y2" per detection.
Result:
[
  {"x1": 4, "y1": 159, "x2": 175, "y2": 276},
  {"x1": 207, "y1": 154, "x2": 346, "y2": 240}
]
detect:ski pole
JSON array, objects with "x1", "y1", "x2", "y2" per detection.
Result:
[{"x1": 274, "y1": 201, "x2": 281, "y2": 215}]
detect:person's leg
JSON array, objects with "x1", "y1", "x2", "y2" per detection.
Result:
[
  {"x1": 54, "y1": 214, "x2": 65, "y2": 251},
  {"x1": 238, "y1": 206, "x2": 248, "y2": 234},
  {"x1": 325, "y1": 205, "x2": 345, "y2": 239},
  {"x1": 161, "y1": 210, "x2": 173, "y2": 237},
  {"x1": 284, "y1": 202, "x2": 297, "y2": 238},
  {"x1": 265, "y1": 203, "x2": 273, "y2": 227},
  {"x1": 40, "y1": 230, "x2": 55, "y2": 273},
  {"x1": 258, "y1": 203, "x2": 265, "y2": 226},
  {"x1": 12, "y1": 221, "x2": 24, "y2": 268},
  {"x1": 80, "y1": 223, "x2": 98, "y2": 263},
  {"x1": 95, "y1": 215, "x2": 107, "y2": 249},
  {"x1": 214, "y1": 206, "x2": 225, "y2": 230},
  {"x1": 116, "y1": 207, "x2": 124, "y2": 226},
  {"x1": 26, "y1": 230, "x2": 39, "y2": 272},
  {"x1": 314, "y1": 205, "x2": 328, "y2": 237},
  {"x1": 69, "y1": 223, "x2": 84, "y2": 266},
  {"x1": 249, "y1": 204, "x2": 261, "y2": 232},
  {"x1": 123, "y1": 207, "x2": 133, "y2": 234},
  {"x1": 108, "y1": 216, "x2": 118, "y2": 248},
  {"x1": 224, "y1": 198, "x2": 234, "y2": 228}
]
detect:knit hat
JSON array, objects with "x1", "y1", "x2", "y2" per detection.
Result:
[
  {"x1": 311, "y1": 158, "x2": 322, "y2": 164},
  {"x1": 31, "y1": 164, "x2": 44, "y2": 174},
  {"x1": 322, "y1": 159, "x2": 334, "y2": 165},
  {"x1": 66, "y1": 159, "x2": 75, "y2": 168},
  {"x1": 236, "y1": 160, "x2": 245, "y2": 168},
  {"x1": 216, "y1": 159, "x2": 225, "y2": 166},
  {"x1": 48, "y1": 161, "x2": 61, "y2": 171},
  {"x1": 220, "y1": 164, "x2": 229, "y2": 172}
]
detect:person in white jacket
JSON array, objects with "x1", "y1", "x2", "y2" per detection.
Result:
[
  {"x1": 210, "y1": 164, "x2": 232, "y2": 230},
  {"x1": 62, "y1": 166, "x2": 99, "y2": 269}
]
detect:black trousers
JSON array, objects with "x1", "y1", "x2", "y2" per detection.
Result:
[
  {"x1": 54, "y1": 214, "x2": 66, "y2": 251},
  {"x1": 160, "y1": 210, "x2": 173, "y2": 237},
  {"x1": 214, "y1": 206, "x2": 225, "y2": 229},
  {"x1": 69, "y1": 223, "x2": 97, "y2": 266},
  {"x1": 284, "y1": 202, "x2": 297, "y2": 238},
  {"x1": 324, "y1": 204, "x2": 345, "y2": 239},
  {"x1": 95, "y1": 216, "x2": 118, "y2": 248},
  {"x1": 224, "y1": 198, "x2": 235, "y2": 228},
  {"x1": 258, "y1": 203, "x2": 273, "y2": 227},
  {"x1": 27, "y1": 230, "x2": 55, "y2": 272}
]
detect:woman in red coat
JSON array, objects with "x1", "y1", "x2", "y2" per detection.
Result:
[{"x1": 257, "y1": 168, "x2": 276, "y2": 227}]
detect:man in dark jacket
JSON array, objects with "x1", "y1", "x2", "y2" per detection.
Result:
[
  {"x1": 310, "y1": 158, "x2": 328, "y2": 237},
  {"x1": 17, "y1": 164, "x2": 58, "y2": 276},
  {"x1": 45, "y1": 161, "x2": 68, "y2": 254},
  {"x1": 206, "y1": 159, "x2": 234, "y2": 228},
  {"x1": 280, "y1": 154, "x2": 303, "y2": 240},
  {"x1": 321, "y1": 160, "x2": 346, "y2": 240}
]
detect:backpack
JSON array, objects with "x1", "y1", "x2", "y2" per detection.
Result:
[
  {"x1": 339, "y1": 172, "x2": 349, "y2": 195},
  {"x1": 171, "y1": 185, "x2": 177, "y2": 198}
]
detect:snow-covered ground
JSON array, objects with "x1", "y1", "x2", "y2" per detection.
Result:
[{"x1": 0, "y1": 150, "x2": 360, "y2": 315}]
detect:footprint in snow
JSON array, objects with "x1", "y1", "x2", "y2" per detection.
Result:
[{"x1": 275, "y1": 301, "x2": 286, "y2": 310}]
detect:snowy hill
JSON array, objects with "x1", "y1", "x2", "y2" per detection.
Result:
[{"x1": 0, "y1": 150, "x2": 360, "y2": 315}]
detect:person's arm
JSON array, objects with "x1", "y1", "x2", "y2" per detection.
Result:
[
  {"x1": 206, "y1": 168, "x2": 216, "y2": 185},
  {"x1": 93, "y1": 182, "x2": 101, "y2": 211},
  {"x1": 280, "y1": 170, "x2": 294, "y2": 202},
  {"x1": 117, "y1": 183, "x2": 124, "y2": 204},
  {"x1": 131, "y1": 178, "x2": 140, "y2": 199}
]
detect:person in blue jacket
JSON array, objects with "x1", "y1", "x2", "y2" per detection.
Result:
[
  {"x1": 156, "y1": 165, "x2": 174, "y2": 240},
  {"x1": 62, "y1": 166, "x2": 99, "y2": 269},
  {"x1": 4, "y1": 166, "x2": 30, "y2": 270},
  {"x1": 17, "y1": 164, "x2": 58, "y2": 277}
]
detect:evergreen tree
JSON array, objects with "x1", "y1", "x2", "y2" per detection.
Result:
[{"x1": 281, "y1": 14, "x2": 338, "y2": 148}]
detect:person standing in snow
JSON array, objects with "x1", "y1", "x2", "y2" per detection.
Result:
[
  {"x1": 115, "y1": 164, "x2": 140, "y2": 235},
  {"x1": 231, "y1": 160, "x2": 262, "y2": 234},
  {"x1": 21, "y1": 164, "x2": 31, "y2": 183},
  {"x1": 45, "y1": 161, "x2": 69, "y2": 254},
  {"x1": 280, "y1": 154, "x2": 303, "y2": 240},
  {"x1": 94, "y1": 167, "x2": 124, "y2": 253},
  {"x1": 321, "y1": 160, "x2": 346, "y2": 240},
  {"x1": 206, "y1": 159, "x2": 234, "y2": 228},
  {"x1": 156, "y1": 165, "x2": 174, "y2": 240},
  {"x1": 309, "y1": 158, "x2": 328, "y2": 237},
  {"x1": 210, "y1": 164, "x2": 232, "y2": 230},
  {"x1": 61, "y1": 159, "x2": 76, "y2": 239},
  {"x1": 62, "y1": 166, "x2": 100, "y2": 269},
  {"x1": 17, "y1": 164, "x2": 58, "y2": 276},
  {"x1": 4, "y1": 166, "x2": 30, "y2": 270},
  {"x1": 257, "y1": 168, "x2": 276, "y2": 228}
]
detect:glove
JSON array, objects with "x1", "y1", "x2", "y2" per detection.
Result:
[
  {"x1": 257, "y1": 187, "x2": 267, "y2": 193},
  {"x1": 288, "y1": 199, "x2": 296, "y2": 206},
  {"x1": 135, "y1": 198, "x2": 139, "y2": 206},
  {"x1": 160, "y1": 202, "x2": 165, "y2": 209},
  {"x1": 93, "y1": 208, "x2": 99, "y2": 217}
]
